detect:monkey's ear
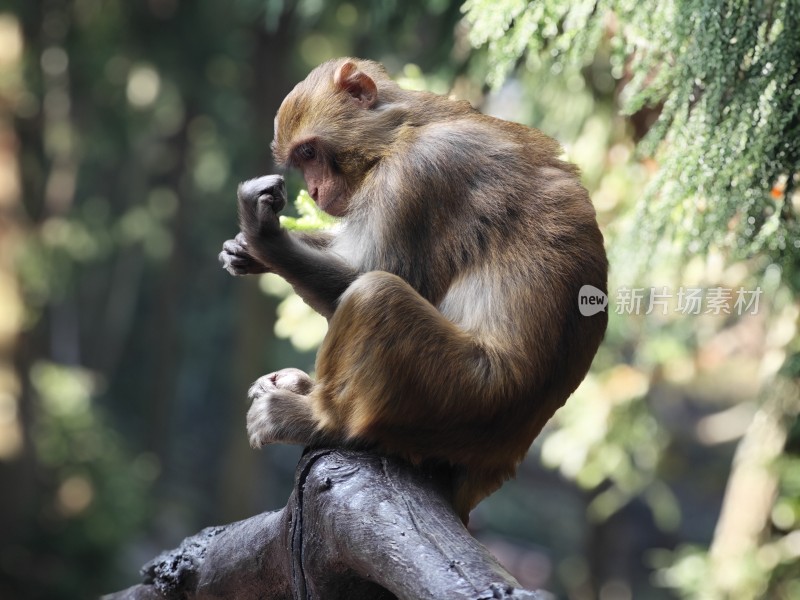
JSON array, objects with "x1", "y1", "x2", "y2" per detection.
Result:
[{"x1": 334, "y1": 61, "x2": 378, "y2": 109}]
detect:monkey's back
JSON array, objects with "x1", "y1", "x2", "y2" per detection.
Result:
[{"x1": 334, "y1": 112, "x2": 608, "y2": 455}]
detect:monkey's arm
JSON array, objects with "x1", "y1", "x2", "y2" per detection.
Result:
[
  {"x1": 219, "y1": 229, "x2": 334, "y2": 275},
  {"x1": 252, "y1": 230, "x2": 359, "y2": 319},
  {"x1": 231, "y1": 175, "x2": 359, "y2": 319}
]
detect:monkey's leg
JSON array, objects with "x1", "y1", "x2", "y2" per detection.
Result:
[
  {"x1": 313, "y1": 271, "x2": 526, "y2": 444},
  {"x1": 314, "y1": 272, "x2": 531, "y2": 519},
  {"x1": 247, "y1": 368, "x2": 332, "y2": 447}
]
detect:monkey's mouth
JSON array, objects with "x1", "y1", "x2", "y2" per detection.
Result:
[{"x1": 317, "y1": 190, "x2": 346, "y2": 217}]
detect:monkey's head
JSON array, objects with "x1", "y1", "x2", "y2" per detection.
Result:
[{"x1": 272, "y1": 58, "x2": 402, "y2": 217}]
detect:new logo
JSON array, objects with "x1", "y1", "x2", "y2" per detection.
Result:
[{"x1": 578, "y1": 285, "x2": 608, "y2": 316}]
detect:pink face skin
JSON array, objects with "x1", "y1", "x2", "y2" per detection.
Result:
[
  {"x1": 275, "y1": 63, "x2": 378, "y2": 218},
  {"x1": 300, "y1": 156, "x2": 348, "y2": 217}
]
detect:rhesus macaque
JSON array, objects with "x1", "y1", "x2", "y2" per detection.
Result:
[{"x1": 219, "y1": 58, "x2": 608, "y2": 520}]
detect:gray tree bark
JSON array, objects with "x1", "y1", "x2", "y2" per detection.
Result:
[{"x1": 104, "y1": 448, "x2": 545, "y2": 600}]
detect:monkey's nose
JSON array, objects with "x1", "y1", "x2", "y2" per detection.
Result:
[{"x1": 238, "y1": 175, "x2": 286, "y2": 210}]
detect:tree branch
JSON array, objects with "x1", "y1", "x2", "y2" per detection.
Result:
[{"x1": 104, "y1": 448, "x2": 545, "y2": 600}]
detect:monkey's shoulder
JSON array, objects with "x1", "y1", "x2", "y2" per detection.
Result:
[{"x1": 393, "y1": 117, "x2": 570, "y2": 179}]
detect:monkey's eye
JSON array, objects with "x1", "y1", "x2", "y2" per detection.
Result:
[{"x1": 296, "y1": 143, "x2": 317, "y2": 162}]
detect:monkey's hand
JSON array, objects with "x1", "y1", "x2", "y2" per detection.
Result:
[
  {"x1": 231, "y1": 173, "x2": 358, "y2": 318},
  {"x1": 237, "y1": 174, "x2": 286, "y2": 239},
  {"x1": 218, "y1": 232, "x2": 270, "y2": 276},
  {"x1": 247, "y1": 368, "x2": 320, "y2": 448}
]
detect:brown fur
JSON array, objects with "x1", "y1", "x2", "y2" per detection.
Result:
[{"x1": 220, "y1": 58, "x2": 608, "y2": 520}]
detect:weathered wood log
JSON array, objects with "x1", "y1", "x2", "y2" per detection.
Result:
[{"x1": 104, "y1": 448, "x2": 545, "y2": 600}]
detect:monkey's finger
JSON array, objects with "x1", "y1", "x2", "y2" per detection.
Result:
[
  {"x1": 247, "y1": 388, "x2": 279, "y2": 448},
  {"x1": 256, "y1": 194, "x2": 282, "y2": 226},
  {"x1": 248, "y1": 433, "x2": 268, "y2": 449},
  {"x1": 219, "y1": 251, "x2": 268, "y2": 275},
  {"x1": 226, "y1": 256, "x2": 253, "y2": 268},
  {"x1": 222, "y1": 238, "x2": 249, "y2": 257},
  {"x1": 247, "y1": 374, "x2": 278, "y2": 402},
  {"x1": 271, "y1": 191, "x2": 286, "y2": 213},
  {"x1": 273, "y1": 368, "x2": 313, "y2": 395},
  {"x1": 221, "y1": 262, "x2": 244, "y2": 277},
  {"x1": 218, "y1": 249, "x2": 241, "y2": 269}
]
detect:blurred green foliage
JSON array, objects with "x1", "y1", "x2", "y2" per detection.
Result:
[
  {"x1": 26, "y1": 362, "x2": 156, "y2": 596},
  {"x1": 464, "y1": 0, "x2": 800, "y2": 278},
  {"x1": 279, "y1": 188, "x2": 338, "y2": 231}
]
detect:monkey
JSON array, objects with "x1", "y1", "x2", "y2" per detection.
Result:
[{"x1": 219, "y1": 58, "x2": 608, "y2": 521}]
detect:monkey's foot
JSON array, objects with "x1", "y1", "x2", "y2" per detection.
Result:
[
  {"x1": 247, "y1": 368, "x2": 316, "y2": 448},
  {"x1": 219, "y1": 232, "x2": 269, "y2": 276}
]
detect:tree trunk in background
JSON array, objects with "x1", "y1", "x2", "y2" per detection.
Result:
[
  {"x1": 146, "y1": 109, "x2": 193, "y2": 461},
  {"x1": 219, "y1": 12, "x2": 298, "y2": 521},
  {"x1": 709, "y1": 377, "x2": 799, "y2": 597},
  {"x1": 0, "y1": 0, "x2": 66, "y2": 574},
  {"x1": 220, "y1": 280, "x2": 277, "y2": 519},
  {"x1": 0, "y1": 14, "x2": 34, "y2": 570}
]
